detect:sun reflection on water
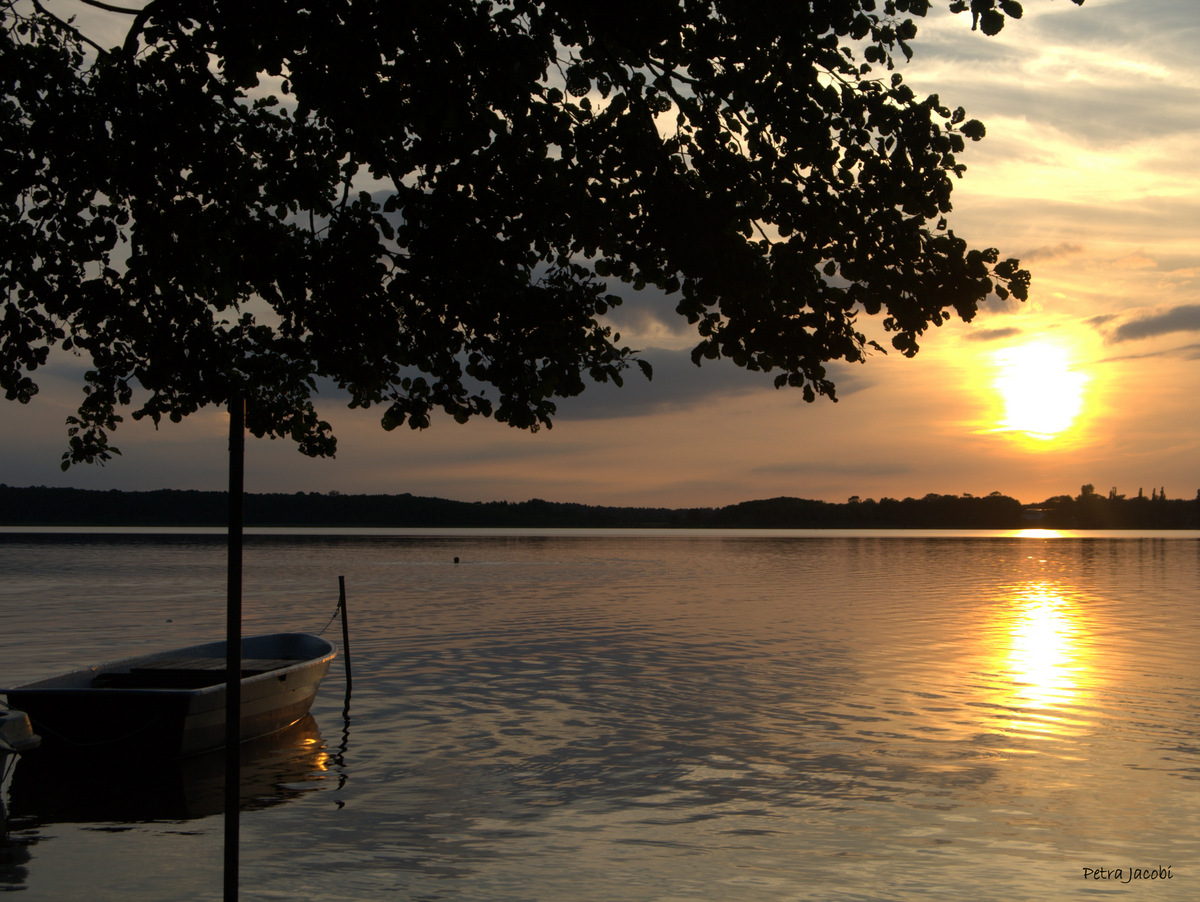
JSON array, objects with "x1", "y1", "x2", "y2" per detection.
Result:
[
  {"x1": 1008, "y1": 584, "x2": 1079, "y2": 706},
  {"x1": 989, "y1": 581, "x2": 1096, "y2": 739},
  {"x1": 1007, "y1": 528, "x2": 1065, "y2": 539}
]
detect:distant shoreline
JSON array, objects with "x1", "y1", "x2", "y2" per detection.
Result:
[{"x1": 3, "y1": 485, "x2": 1197, "y2": 530}]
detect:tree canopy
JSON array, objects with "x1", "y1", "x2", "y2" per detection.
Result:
[{"x1": 2, "y1": 0, "x2": 1082, "y2": 468}]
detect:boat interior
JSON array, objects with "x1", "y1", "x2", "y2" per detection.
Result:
[{"x1": 91, "y1": 656, "x2": 304, "y2": 690}]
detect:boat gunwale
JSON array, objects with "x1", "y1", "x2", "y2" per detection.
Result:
[{"x1": 1, "y1": 633, "x2": 336, "y2": 697}]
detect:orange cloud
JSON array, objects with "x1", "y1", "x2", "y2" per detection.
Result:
[{"x1": 1110, "y1": 252, "x2": 1157, "y2": 270}]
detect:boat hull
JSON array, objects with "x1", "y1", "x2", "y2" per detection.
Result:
[
  {"x1": 0, "y1": 707, "x2": 40, "y2": 754},
  {"x1": 5, "y1": 633, "x2": 335, "y2": 758}
]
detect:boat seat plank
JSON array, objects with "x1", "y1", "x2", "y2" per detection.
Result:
[{"x1": 125, "y1": 656, "x2": 300, "y2": 673}]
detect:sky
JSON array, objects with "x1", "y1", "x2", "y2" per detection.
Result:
[{"x1": 4, "y1": 0, "x2": 1198, "y2": 508}]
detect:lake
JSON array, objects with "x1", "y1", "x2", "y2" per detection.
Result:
[{"x1": 2, "y1": 529, "x2": 1199, "y2": 900}]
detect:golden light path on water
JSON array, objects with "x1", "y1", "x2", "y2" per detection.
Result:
[
  {"x1": 1007, "y1": 583, "x2": 1081, "y2": 706},
  {"x1": 990, "y1": 579, "x2": 1096, "y2": 741}
]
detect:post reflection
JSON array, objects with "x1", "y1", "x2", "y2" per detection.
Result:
[{"x1": 989, "y1": 581, "x2": 1095, "y2": 738}]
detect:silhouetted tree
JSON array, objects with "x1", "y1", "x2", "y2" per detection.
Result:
[{"x1": 3, "y1": 0, "x2": 1081, "y2": 465}]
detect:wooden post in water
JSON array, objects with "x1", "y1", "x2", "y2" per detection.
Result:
[{"x1": 224, "y1": 396, "x2": 245, "y2": 902}]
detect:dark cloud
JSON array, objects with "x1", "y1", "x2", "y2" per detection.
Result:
[
  {"x1": 750, "y1": 460, "x2": 912, "y2": 478},
  {"x1": 1018, "y1": 242, "x2": 1084, "y2": 263},
  {"x1": 1097, "y1": 341, "x2": 1200, "y2": 365},
  {"x1": 1087, "y1": 314, "x2": 1118, "y2": 328},
  {"x1": 1110, "y1": 304, "x2": 1200, "y2": 342},
  {"x1": 908, "y1": 1, "x2": 1198, "y2": 150},
  {"x1": 1034, "y1": 0, "x2": 1186, "y2": 59},
  {"x1": 555, "y1": 347, "x2": 875, "y2": 421},
  {"x1": 977, "y1": 293, "x2": 1023, "y2": 315},
  {"x1": 306, "y1": 344, "x2": 872, "y2": 425},
  {"x1": 962, "y1": 326, "x2": 1023, "y2": 342},
  {"x1": 601, "y1": 282, "x2": 694, "y2": 343},
  {"x1": 907, "y1": 18, "x2": 1018, "y2": 69}
]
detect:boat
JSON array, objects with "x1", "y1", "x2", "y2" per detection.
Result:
[
  {"x1": 2, "y1": 633, "x2": 335, "y2": 758},
  {"x1": 0, "y1": 707, "x2": 40, "y2": 756}
]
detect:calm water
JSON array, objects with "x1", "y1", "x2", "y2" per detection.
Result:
[{"x1": 2, "y1": 530, "x2": 1199, "y2": 901}]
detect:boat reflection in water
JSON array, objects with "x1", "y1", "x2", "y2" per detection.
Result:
[{"x1": 8, "y1": 714, "x2": 330, "y2": 824}]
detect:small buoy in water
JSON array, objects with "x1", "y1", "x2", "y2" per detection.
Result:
[{"x1": 453, "y1": 556, "x2": 460, "y2": 564}]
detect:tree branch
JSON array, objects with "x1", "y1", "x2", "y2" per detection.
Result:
[
  {"x1": 121, "y1": 0, "x2": 181, "y2": 62},
  {"x1": 77, "y1": 0, "x2": 146, "y2": 14},
  {"x1": 29, "y1": 0, "x2": 110, "y2": 56}
]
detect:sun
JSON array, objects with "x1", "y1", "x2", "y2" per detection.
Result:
[{"x1": 992, "y1": 341, "x2": 1088, "y2": 441}]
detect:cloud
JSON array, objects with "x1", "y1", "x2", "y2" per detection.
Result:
[
  {"x1": 904, "y1": 1, "x2": 1196, "y2": 140},
  {"x1": 1110, "y1": 304, "x2": 1200, "y2": 342},
  {"x1": 962, "y1": 327, "x2": 1023, "y2": 343},
  {"x1": 1019, "y1": 243, "x2": 1085, "y2": 263},
  {"x1": 1097, "y1": 342, "x2": 1200, "y2": 364},
  {"x1": 600, "y1": 282, "x2": 695, "y2": 347},
  {"x1": 1110, "y1": 252, "x2": 1157, "y2": 270},
  {"x1": 554, "y1": 347, "x2": 875, "y2": 421},
  {"x1": 750, "y1": 461, "x2": 912, "y2": 478}
]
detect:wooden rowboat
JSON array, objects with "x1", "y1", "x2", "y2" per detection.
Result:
[{"x1": 2, "y1": 633, "x2": 335, "y2": 758}]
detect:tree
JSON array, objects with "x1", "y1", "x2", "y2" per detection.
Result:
[{"x1": 3, "y1": 0, "x2": 1081, "y2": 466}]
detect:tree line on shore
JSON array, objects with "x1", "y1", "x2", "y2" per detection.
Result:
[{"x1": 2, "y1": 484, "x2": 1197, "y2": 530}]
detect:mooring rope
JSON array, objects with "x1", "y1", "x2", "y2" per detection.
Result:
[{"x1": 315, "y1": 598, "x2": 343, "y2": 638}]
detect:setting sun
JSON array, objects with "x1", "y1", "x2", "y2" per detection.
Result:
[{"x1": 992, "y1": 341, "x2": 1088, "y2": 441}]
